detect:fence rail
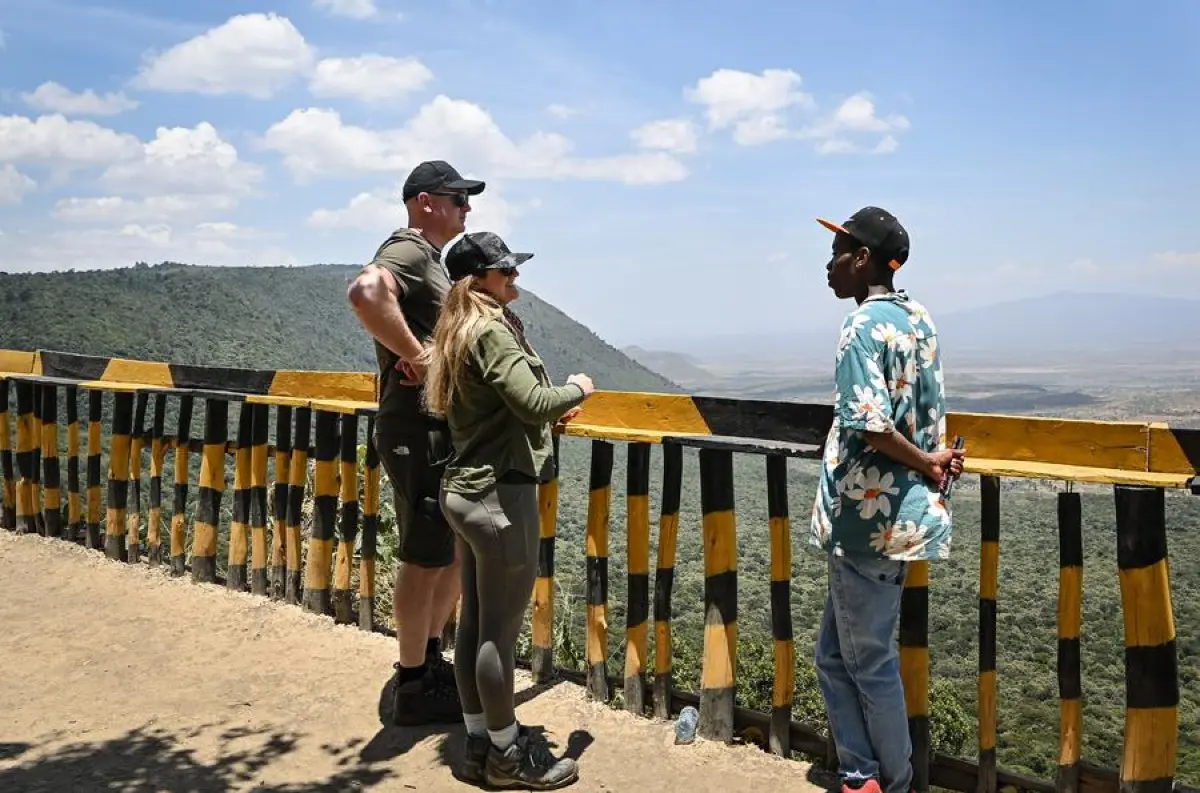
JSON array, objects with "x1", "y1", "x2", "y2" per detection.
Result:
[{"x1": 2, "y1": 347, "x2": 1198, "y2": 793}]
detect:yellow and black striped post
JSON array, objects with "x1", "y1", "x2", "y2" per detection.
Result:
[
  {"x1": 105, "y1": 391, "x2": 134, "y2": 561},
  {"x1": 1114, "y1": 485, "x2": 1178, "y2": 793},
  {"x1": 333, "y1": 413, "x2": 359, "y2": 623},
  {"x1": 766, "y1": 454, "x2": 793, "y2": 757},
  {"x1": 271, "y1": 405, "x2": 293, "y2": 599},
  {"x1": 147, "y1": 395, "x2": 166, "y2": 565},
  {"x1": 170, "y1": 395, "x2": 193, "y2": 574},
  {"x1": 977, "y1": 475, "x2": 1000, "y2": 793},
  {"x1": 698, "y1": 446, "x2": 737, "y2": 742},
  {"x1": 900, "y1": 560, "x2": 931, "y2": 790},
  {"x1": 39, "y1": 384, "x2": 62, "y2": 539},
  {"x1": 249, "y1": 404, "x2": 270, "y2": 595},
  {"x1": 227, "y1": 403, "x2": 253, "y2": 591},
  {"x1": 191, "y1": 398, "x2": 227, "y2": 583},
  {"x1": 14, "y1": 381, "x2": 36, "y2": 535},
  {"x1": 65, "y1": 387, "x2": 81, "y2": 543},
  {"x1": 304, "y1": 409, "x2": 337, "y2": 614},
  {"x1": 0, "y1": 380, "x2": 15, "y2": 531},
  {"x1": 286, "y1": 406, "x2": 311, "y2": 604},
  {"x1": 586, "y1": 439, "x2": 613, "y2": 702},
  {"x1": 31, "y1": 383, "x2": 43, "y2": 536},
  {"x1": 624, "y1": 441, "x2": 652, "y2": 715},
  {"x1": 127, "y1": 392, "x2": 147, "y2": 563},
  {"x1": 359, "y1": 418, "x2": 379, "y2": 631},
  {"x1": 653, "y1": 441, "x2": 682, "y2": 720},
  {"x1": 1057, "y1": 490, "x2": 1083, "y2": 793},
  {"x1": 531, "y1": 432, "x2": 559, "y2": 682},
  {"x1": 86, "y1": 390, "x2": 102, "y2": 549}
]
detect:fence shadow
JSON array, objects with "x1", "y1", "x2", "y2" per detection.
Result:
[{"x1": 0, "y1": 722, "x2": 395, "y2": 792}]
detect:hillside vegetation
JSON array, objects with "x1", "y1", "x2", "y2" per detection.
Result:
[{"x1": 0, "y1": 261, "x2": 680, "y2": 394}]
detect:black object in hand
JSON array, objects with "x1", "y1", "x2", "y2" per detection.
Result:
[{"x1": 939, "y1": 435, "x2": 965, "y2": 500}]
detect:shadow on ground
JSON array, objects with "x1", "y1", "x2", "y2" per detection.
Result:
[
  {"x1": 0, "y1": 722, "x2": 393, "y2": 792},
  {"x1": 365, "y1": 667, "x2": 593, "y2": 778}
]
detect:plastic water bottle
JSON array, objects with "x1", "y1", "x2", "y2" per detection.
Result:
[{"x1": 674, "y1": 706, "x2": 699, "y2": 745}]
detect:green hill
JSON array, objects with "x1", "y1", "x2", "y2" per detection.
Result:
[{"x1": 0, "y1": 261, "x2": 680, "y2": 394}]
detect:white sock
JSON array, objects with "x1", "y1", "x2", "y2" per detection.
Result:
[
  {"x1": 488, "y1": 721, "x2": 519, "y2": 750},
  {"x1": 463, "y1": 712, "x2": 487, "y2": 737}
]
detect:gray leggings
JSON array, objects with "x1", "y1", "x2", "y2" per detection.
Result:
[{"x1": 440, "y1": 482, "x2": 539, "y2": 730}]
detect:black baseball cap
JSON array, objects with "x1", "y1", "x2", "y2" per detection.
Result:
[
  {"x1": 401, "y1": 160, "x2": 485, "y2": 202},
  {"x1": 817, "y1": 206, "x2": 910, "y2": 270},
  {"x1": 445, "y1": 231, "x2": 534, "y2": 282}
]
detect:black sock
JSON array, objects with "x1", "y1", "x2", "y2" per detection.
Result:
[
  {"x1": 398, "y1": 663, "x2": 427, "y2": 685},
  {"x1": 426, "y1": 637, "x2": 441, "y2": 658}
]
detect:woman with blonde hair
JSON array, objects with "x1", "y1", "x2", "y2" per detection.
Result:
[{"x1": 421, "y1": 230, "x2": 593, "y2": 789}]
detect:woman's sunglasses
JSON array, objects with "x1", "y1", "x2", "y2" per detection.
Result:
[{"x1": 430, "y1": 191, "x2": 470, "y2": 208}]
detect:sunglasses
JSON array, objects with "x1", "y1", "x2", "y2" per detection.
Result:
[
  {"x1": 494, "y1": 266, "x2": 517, "y2": 277},
  {"x1": 430, "y1": 191, "x2": 470, "y2": 208}
]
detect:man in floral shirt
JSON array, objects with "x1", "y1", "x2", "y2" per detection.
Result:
[{"x1": 810, "y1": 207, "x2": 965, "y2": 793}]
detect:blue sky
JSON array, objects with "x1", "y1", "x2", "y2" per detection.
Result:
[{"x1": 1, "y1": 0, "x2": 1198, "y2": 348}]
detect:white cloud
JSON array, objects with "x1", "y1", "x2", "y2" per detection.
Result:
[
  {"x1": 0, "y1": 222, "x2": 297, "y2": 271},
  {"x1": 309, "y1": 183, "x2": 520, "y2": 237},
  {"x1": 685, "y1": 68, "x2": 814, "y2": 145},
  {"x1": 683, "y1": 70, "x2": 908, "y2": 154},
  {"x1": 21, "y1": 82, "x2": 139, "y2": 116},
  {"x1": 314, "y1": 0, "x2": 378, "y2": 19},
  {"x1": 134, "y1": 13, "x2": 314, "y2": 99},
  {"x1": 0, "y1": 165, "x2": 36, "y2": 205},
  {"x1": 1152, "y1": 251, "x2": 1200, "y2": 268},
  {"x1": 101, "y1": 122, "x2": 263, "y2": 196},
  {"x1": 262, "y1": 95, "x2": 688, "y2": 185},
  {"x1": 53, "y1": 194, "x2": 238, "y2": 224},
  {"x1": 309, "y1": 55, "x2": 433, "y2": 102},
  {"x1": 632, "y1": 119, "x2": 698, "y2": 155},
  {"x1": 0, "y1": 114, "x2": 142, "y2": 169},
  {"x1": 546, "y1": 104, "x2": 582, "y2": 119}
]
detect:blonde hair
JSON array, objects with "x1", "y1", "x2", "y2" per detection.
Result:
[{"x1": 420, "y1": 276, "x2": 502, "y2": 416}]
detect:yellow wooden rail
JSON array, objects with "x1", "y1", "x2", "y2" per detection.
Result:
[{"x1": 0, "y1": 347, "x2": 1193, "y2": 793}]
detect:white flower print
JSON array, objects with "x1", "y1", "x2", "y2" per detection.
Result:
[
  {"x1": 866, "y1": 357, "x2": 888, "y2": 392},
  {"x1": 886, "y1": 520, "x2": 930, "y2": 559},
  {"x1": 919, "y1": 336, "x2": 938, "y2": 369},
  {"x1": 869, "y1": 521, "x2": 896, "y2": 554},
  {"x1": 845, "y1": 467, "x2": 899, "y2": 520},
  {"x1": 926, "y1": 490, "x2": 951, "y2": 523},
  {"x1": 836, "y1": 313, "x2": 870, "y2": 361},
  {"x1": 851, "y1": 384, "x2": 886, "y2": 424}
]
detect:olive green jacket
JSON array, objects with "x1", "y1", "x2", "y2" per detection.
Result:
[{"x1": 441, "y1": 314, "x2": 586, "y2": 496}]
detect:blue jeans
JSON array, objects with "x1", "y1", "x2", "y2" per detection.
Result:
[{"x1": 815, "y1": 551, "x2": 912, "y2": 793}]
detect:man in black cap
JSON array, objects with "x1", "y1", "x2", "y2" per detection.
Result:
[
  {"x1": 809, "y1": 207, "x2": 964, "y2": 793},
  {"x1": 347, "y1": 159, "x2": 485, "y2": 725}
]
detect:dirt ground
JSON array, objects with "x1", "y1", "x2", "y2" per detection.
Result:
[{"x1": 0, "y1": 532, "x2": 827, "y2": 792}]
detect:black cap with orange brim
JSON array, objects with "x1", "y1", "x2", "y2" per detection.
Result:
[{"x1": 817, "y1": 206, "x2": 910, "y2": 270}]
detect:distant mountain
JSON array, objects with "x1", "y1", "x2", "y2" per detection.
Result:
[
  {"x1": 631, "y1": 291, "x2": 1198, "y2": 367},
  {"x1": 0, "y1": 261, "x2": 681, "y2": 394},
  {"x1": 620, "y1": 345, "x2": 716, "y2": 388}
]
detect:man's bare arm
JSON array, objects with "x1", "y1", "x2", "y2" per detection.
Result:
[
  {"x1": 346, "y1": 265, "x2": 423, "y2": 364},
  {"x1": 864, "y1": 428, "x2": 964, "y2": 485}
]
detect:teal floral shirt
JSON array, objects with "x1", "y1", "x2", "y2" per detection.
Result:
[{"x1": 809, "y1": 290, "x2": 953, "y2": 561}]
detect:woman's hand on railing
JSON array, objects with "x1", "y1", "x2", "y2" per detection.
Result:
[{"x1": 567, "y1": 373, "x2": 594, "y2": 397}]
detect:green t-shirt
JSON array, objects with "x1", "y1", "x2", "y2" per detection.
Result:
[{"x1": 365, "y1": 228, "x2": 450, "y2": 427}]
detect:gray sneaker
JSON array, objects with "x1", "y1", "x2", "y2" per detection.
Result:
[
  {"x1": 484, "y1": 731, "x2": 578, "y2": 790},
  {"x1": 458, "y1": 732, "x2": 490, "y2": 784}
]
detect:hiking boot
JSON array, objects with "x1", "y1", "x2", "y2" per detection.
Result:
[
  {"x1": 427, "y1": 650, "x2": 457, "y2": 689},
  {"x1": 484, "y1": 730, "x2": 578, "y2": 790},
  {"x1": 457, "y1": 732, "x2": 491, "y2": 784},
  {"x1": 390, "y1": 665, "x2": 461, "y2": 726}
]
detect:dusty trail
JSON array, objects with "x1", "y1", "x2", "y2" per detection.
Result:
[{"x1": 0, "y1": 532, "x2": 825, "y2": 792}]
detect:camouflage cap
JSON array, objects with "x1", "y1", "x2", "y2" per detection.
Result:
[{"x1": 445, "y1": 231, "x2": 534, "y2": 282}]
